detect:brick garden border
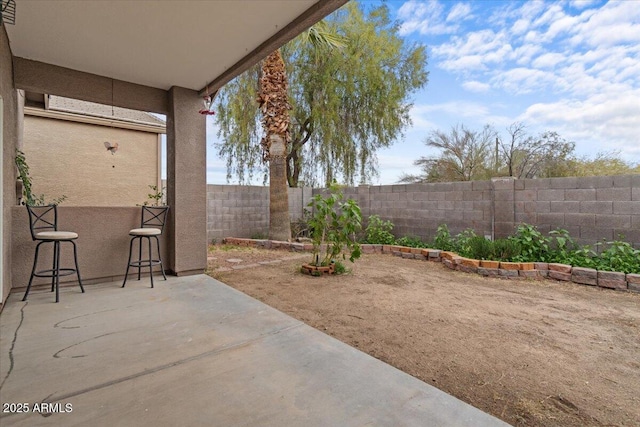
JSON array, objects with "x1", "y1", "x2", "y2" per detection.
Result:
[{"x1": 222, "y1": 237, "x2": 640, "y2": 293}]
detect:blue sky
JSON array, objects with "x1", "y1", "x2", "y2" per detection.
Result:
[{"x1": 202, "y1": 0, "x2": 640, "y2": 185}]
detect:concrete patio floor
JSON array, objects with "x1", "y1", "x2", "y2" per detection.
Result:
[{"x1": 0, "y1": 275, "x2": 509, "y2": 427}]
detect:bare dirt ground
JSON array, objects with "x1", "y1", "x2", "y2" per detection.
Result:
[{"x1": 207, "y1": 245, "x2": 640, "y2": 427}]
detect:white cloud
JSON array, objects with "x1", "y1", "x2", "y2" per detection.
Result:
[
  {"x1": 520, "y1": 89, "x2": 640, "y2": 161},
  {"x1": 569, "y1": 1, "x2": 640, "y2": 47},
  {"x1": 408, "y1": 104, "x2": 439, "y2": 132},
  {"x1": 512, "y1": 43, "x2": 544, "y2": 66},
  {"x1": 413, "y1": 101, "x2": 492, "y2": 121},
  {"x1": 433, "y1": 29, "x2": 513, "y2": 72},
  {"x1": 511, "y1": 18, "x2": 530, "y2": 36},
  {"x1": 446, "y1": 3, "x2": 472, "y2": 22},
  {"x1": 569, "y1": 0, "x2": 598, "y2": 10},
  {"x1": 394, "y1": 1, "x2": 640, "y2": 164},
  {"x1": 492, "y1": 68, "x2": 559, "y2": 95},
  {"x1": 398, "y1": 0, "x2": 459, "y2": 36},
  {"x1": 462, "y1": 80, "x2": 490, "y2": 93},
  {"x1": 531, "y1": 52, "x2": 566, "y2": 69}
]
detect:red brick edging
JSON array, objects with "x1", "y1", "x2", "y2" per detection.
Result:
[{"x1": 222, "y1": 238, "x2": 639, "y2": 293}]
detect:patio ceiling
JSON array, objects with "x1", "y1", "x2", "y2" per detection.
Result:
[{"x1": 6, "y1": 0, "x2": 347, "y2": 95}]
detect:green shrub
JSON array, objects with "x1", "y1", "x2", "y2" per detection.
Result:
[
  {"x1": 396, "y1": 235, "x2": 427, "y2": 248},
  {"x1": 597, "y1": 239, "x2": 640, "y2": 274},
  {"x1": 307, "y1": 187, "x2": 362, "y2": 267},
  {"x1": 432, "y1": 224, "x2": 456, "y2": 251},
  {"x1": 492, "y1": 238, "x2": 522, "y2": 261},
  {"x1": 454, "y1": 228, "x2": 478, "y2": 257},
  {"x1": 333, "y1": 260, "x2": 348, "y2": 275},
  {"x1": 547, "y1": 228, "x2": 579, "y2": 263},
  {"x1": 363, "y1": 215, "x2": 396, "y2": 245},
  {"x1": 467, "y1": 236, "x2": 494, "y2": 260},
  {"x1": 511, "y1": 224, "x2": 550, "y2": 262}
]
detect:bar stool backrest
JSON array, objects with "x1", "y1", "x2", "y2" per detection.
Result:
[
  {"x1": 26, "y1": 205, "x2": 58, "y2": 241},
  {"x1": 141, "y1": 206, "x2": 169, "y2": 233}
]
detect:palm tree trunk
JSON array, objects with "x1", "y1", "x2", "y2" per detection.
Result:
[
  {"x1": 268, "y1": 139, "x2": 291, "y2": 241},
  {"x1": 259, "y1": 50, "x2": 291, "y2": 241}
]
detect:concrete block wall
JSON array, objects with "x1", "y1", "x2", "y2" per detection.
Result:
[
  {"x1": 207, "y1": 174, "x2": 638, "y2": 248},
  {"x1": 315, "y1": 181, "x2": 493, "y2": 243},
  {"x1": 514, "y1": 174, "x2": 640, "y2": 247},
  {"x1": 206, "y1": 185, "x2": 311, "y2": 242}
]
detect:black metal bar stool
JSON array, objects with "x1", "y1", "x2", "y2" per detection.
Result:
[
  {"x1": 122, "y1": 206, "x2": 169, "y2": 288},
  {"x1": 23, "y1": 205, "x2": 84, "y2": 303}
]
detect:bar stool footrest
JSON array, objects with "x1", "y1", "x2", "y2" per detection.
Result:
[
  {"x1": 128, "y1": 259, "x2": 162, "y2": 268},
  {"x1": 33, "y1": 268, "x2": 79, "y2": 278}
]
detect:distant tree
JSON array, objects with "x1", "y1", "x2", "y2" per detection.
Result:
[
  {"x1": 563, "y1": 151, "x2": 640, "y2": 177},
  {"x1": 399, "y1": 124, "x2": 494, "y2": 183},
  {"x1": 215, "y1": 2, "x2": 428, "y2": 187},
  {"x1": 402, "y1": 121, "x2": 636, "y2": 183},
  {"x1": 499, "y1": 123, "x2": 575, "y2": 179}
]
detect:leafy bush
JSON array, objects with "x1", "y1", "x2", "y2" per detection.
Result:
[
  {"x1": 432, "y1": 224, "x2": 456, "y2": 251},
  {"x1": 454, "y1": 228, "x2": 478, "y2": 257},
  {"x1": 396, "y1": 235, "x2": 427, "y2": 248},
  {"x1": 547, "y1": 228, "x2": 579, "y2": 263},
  {"x1": 363, "y1": 215, "x2": 396, "y2": 245},
  {"x1": 596, "y1": 239, "x2": 640, "y2": 273},
  {"x1": 403, "y1": 220, "x2": 639, "y2": 273},
  {"x1": 333, "y1": 260, "x2": 348, "y2": 275},
  {"x1": 307, "y1": 187, "x2": 362, "y2": 267},
  {"x1": 467, "y1": 236, "x2": 494, "y2": 260},
  {"x1": 511, "y1": 224, "x2": 550, "y2": 262},
  {"x1": 492, "y1": 238, "x2": 522, "y2": 261}
]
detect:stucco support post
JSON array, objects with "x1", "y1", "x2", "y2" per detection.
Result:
[{"x1": 166, "y1": 87, "x2": 206, "y2": 276}]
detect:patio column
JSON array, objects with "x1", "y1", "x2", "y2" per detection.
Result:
[{"x1": 166, "y1": 87, "x2": 207, "y2": 276}]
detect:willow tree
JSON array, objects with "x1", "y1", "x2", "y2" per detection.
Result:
[{"x1": 215, "y1": 2, "x2": 428, "y2": 188}]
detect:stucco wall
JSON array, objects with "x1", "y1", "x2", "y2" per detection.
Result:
[
  {"x1": 1, "y1": 24, "x2": 18, "y2": 307},
  {"x1": 23, "y1": 116, "x2": 160, "y2": 206}
]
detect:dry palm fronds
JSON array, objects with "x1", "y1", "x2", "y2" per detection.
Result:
[{"x1": 257, "y1": 50, "x2": 291, "y2": 160}]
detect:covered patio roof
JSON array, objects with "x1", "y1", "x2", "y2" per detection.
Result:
[{"x1": 6, "y1": 0, "x2": 347, "y2": 95}]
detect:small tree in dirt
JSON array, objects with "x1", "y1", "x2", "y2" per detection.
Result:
[{"x1": 307, "y1": 187, "x2": 362, "y2": 269}]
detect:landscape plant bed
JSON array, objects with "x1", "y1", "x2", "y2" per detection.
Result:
[
  {"x1": 209, "y1": 248, "x2": 640, "y2": 427},
  {"x1": 300, "y1": 262, "x2": 335, "y2": 276},
  {"x1": 223, "y1": 238, "x2": 640, "y2": 292}
]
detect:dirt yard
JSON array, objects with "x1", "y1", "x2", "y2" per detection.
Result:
[{"x1": 207, "y1": 245, "x2": 640, "y2": 427}]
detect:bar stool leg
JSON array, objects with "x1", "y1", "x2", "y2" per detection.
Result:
[
  {"x1": 122, "y1": 237, "x2": 136, "y2": 288},
  {"x1": 154, "y1": 236, "x2": 167, "y2": 280},
  {"x1": 54, "y1": 241, "x2": 61, "y2": 303},
  {"x1": 50, "y1": 242, "x2": 57, "y2": 293},
  {"x1": 71, "y1": 240, "x2": 84, "y2": 293},
  {"x1": 23, "y1": 242, "x2": 44, "y2": 301},
  {"x1": 147, "y1": 237, "x2": 154, "y2": 288},
  {"x1": 137, "y1": 237, "x2": 143, "y2": 281}
]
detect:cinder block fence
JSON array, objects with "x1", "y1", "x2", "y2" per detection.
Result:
[{"x1": 206, "y1": 174, "x2": 639, "y2": 248}]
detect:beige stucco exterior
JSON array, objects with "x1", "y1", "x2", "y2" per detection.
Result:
[{"x1": 23, "y1": 114, "x2": 162, "y2": 206}]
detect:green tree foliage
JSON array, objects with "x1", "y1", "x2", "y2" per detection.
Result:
[
  {"x1": 401, "y1": 122, "x2": 638, "y2": 183},
  {"x1": 399, "y1": 124, "x2": 495, "y2": 183},
  {"x1": 215, "y1": 2, "x2": 428, "y2": 187},
  {"x1": 564, "y1": 150, "x2": 640, "y2": 177}
]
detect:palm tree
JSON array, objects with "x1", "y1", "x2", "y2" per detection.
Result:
[
  {"x1": 258, "y1": 22, "x2": 345, "y2": 241},
  {"x1": 258, "y1": 49, "x2": 291, "y2": 241}
]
